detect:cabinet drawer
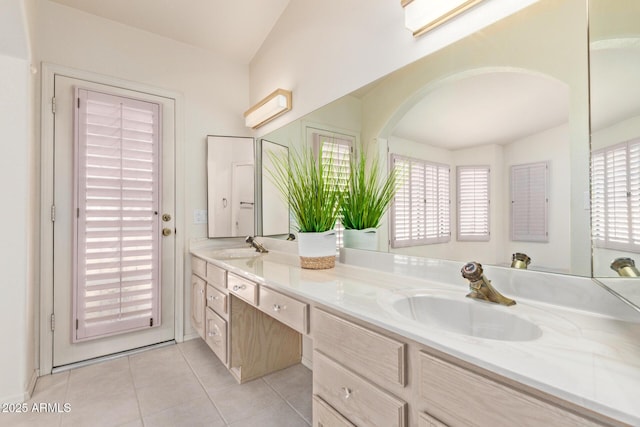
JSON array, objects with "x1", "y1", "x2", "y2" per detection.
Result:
[
  {"x1": 313, "y1": 395, "x2": 356, "y2": 427},
  {"x1": 206, "y1": 284, "x2": 227, "y2": 316},
  {"x1": 228, "y1": 273, "x2": 258, "y2": 306},
  {"x1": 418, "y1": 412, "x2": 448, "y2": 427},
  {"x1": 312, "y1": 308, "x2": 406, "y2": 387},
  {"x1": 313, "y1": 351, "x2": 406, "y2": 427},
  {"x1": 206, "y1": 263, "x2": 227, "y2": 287},
  {"x1": 191, "y1": 256, "x2": 206, "y2": 278},
  {"x1": 259, "y1": 287, "x2": 308, "y2": 334},
  {"x1": 205, "y1": 307, "x2": 227, "y2": 364},
  {"x1": 419, "y1": 352, "x2": 600, "y2": 427}
]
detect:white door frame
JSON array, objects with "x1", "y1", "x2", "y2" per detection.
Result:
[{"x1": 39, "y1": 63, "x2": 186, "y2": 375}]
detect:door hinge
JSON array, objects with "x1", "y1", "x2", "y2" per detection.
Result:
[
  {"x1": 50, "y1": 205, "x2": 56, "y2": 222},
  {"x1": 149, "y1": 318, "x2": 154, "y2": 327},
  {"x1": 50, "y1": 313, "x2": 55, "y2": 331},
  {"x1": 75, "y1": 319, "x2": 79, "y2": 330},
  {"x1": 77, "y1": 98, "x2": 80, "y2": 109},
  {"x1": 51, "y1": 97, "x2": 56, "y2": 114}
]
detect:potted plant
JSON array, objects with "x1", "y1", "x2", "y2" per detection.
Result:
[
  {"x1": 267, "y1": 145, "x2": 342, "y2": 269},
  {"x1": 340, "y1": 146, "x2": 398, "y2": 250}
]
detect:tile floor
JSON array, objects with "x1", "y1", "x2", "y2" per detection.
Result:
[{"x1": 1, "y1": 339, "x2": 312, "y2": 427}]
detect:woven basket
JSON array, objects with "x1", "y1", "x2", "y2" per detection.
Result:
[{"x1": 300, "y1": 255, "x2": 336, "y2": 270}]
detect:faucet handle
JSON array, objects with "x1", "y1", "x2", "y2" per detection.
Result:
[
  {"x1": 245, "y1": 235, "x2": 254, "y2": 244},
  {"x1": 461, "y1": 261, "x2": 483, "y2": 281}
]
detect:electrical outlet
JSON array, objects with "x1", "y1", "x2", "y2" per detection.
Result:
[{"x1": 193, "y1": 209, "x2": 207, "y2": 224}]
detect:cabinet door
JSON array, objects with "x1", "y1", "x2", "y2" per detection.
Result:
[{"x1": 191, "y1": 275, "x2": 205, "y2": 338}]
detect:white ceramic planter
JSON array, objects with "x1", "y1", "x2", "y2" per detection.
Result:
[
  {"x1": 343, "y1": 228, "x2": 378, "y2": 251},
  {"x1": 297, "y1": 230, "x2": 336, "y2": 269}
]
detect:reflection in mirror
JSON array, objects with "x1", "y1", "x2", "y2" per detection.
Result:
[
  {"x1": 589, "y1": 0, "x2": 640, "y2": 306},
  {"x1": 590, "y1": 0, "x2": 640, "y2": 276},
  {"x1": 207, "y1": 135, "x2": 255, "y2": 238},
  {"x1": 260, "y1": 0, "x2": 590, "y2": 276},
  {"x1": 261, "y1": 139, "x2": 290, "y2": 236}
]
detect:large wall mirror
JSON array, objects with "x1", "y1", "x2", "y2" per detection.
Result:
[
  {"x1": 259, "y1": 0, "x2": 591, "y2": 277},
  {"x1": 207, "y1": 135, "x2": 255, "y2": 237},
  {"x1": 589, "y1": 0, "x2": 640, "y2": 306}
]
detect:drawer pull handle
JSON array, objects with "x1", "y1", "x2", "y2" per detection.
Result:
[
  {"x1": 232, "y1": 284, "x2": 246, "y2": 292},
  {"x1": 207, "y1": 331, "x2": 217, "y2": 337},
  {"x1": 342, "y1": 387, "x2": 352, "y2": 399},
  {"x1": 209, "y1": 295, "x2": 219, "y2": 301},
  {"x1": 273, "y1": 304, "x2": 282, "y2": 312},
  {"x1": 200, "y1": 288, "x2": 204, "y2": 294}
]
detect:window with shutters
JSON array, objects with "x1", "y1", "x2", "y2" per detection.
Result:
[
  {"x1": 591, "y1": 140, "x2": 640, "y2": 252},
  {"x1": 74, "y1": 88, "x2": 161, "y2": 341},
  {"x1": 311, "y1": 129, "x2": 354, "y2": 248},
  {"x1": 457, "y1": 166, "x2": 490, "y2": 241},
  {"x1": 391, "y1": 154, "x2": 450, "y2": 247},
  {"x1": 510, "y1": 161, "x2": 548, "y2": 242}
]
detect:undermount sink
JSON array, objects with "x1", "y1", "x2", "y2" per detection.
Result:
[
  {"x1": 204, "y1": 248, "x2": 264, "y2": 260},
  {"x1": 388, "y1": 293, "x2": 543, "y2": 341}
]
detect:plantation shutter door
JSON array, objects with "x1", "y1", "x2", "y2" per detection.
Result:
[
  {"x1": 511, "y1": 162, "x2": 548, "y2": 242},
  {"x1": 313, "y1": 131, "x2": 353, "y2": 247},
  {"x1": 74, "y1": 88, "x2": 161, "y2": 342},
  {"x1": 591, "y1": 150, "x2": 606, "y2": 246},
  {"x1": 457, "y1": 166, "x2": 490, "y2": 241}
]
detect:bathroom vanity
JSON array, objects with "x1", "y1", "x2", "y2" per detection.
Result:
[{"x1": 190, "y1": 244, "x2": 640, "y2": 427}]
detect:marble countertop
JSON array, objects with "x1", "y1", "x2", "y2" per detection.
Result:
[{"x1": 190, "y1": 243, "x2": 640, "y2": 425}]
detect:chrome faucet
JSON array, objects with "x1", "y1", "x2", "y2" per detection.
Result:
[
  {"x1": 461, "y1": 262, "x2": 516, "y2": 306},
  {"x1": 245, "y1": 236, "x2": 268, "y2": 253}
]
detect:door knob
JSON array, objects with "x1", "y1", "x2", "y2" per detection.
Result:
[
  {"x1": 162, "y1": 228, "x2": 172, "y2": 236},
  {"x1": 162, "y1": 214, "x2": 172, "y2": 222}
]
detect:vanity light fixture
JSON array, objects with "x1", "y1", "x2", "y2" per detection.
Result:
[
  {"x1": 244, "y1": 89, "x2": 292, "y2": 129},
  {"x1": 402, "y1": 0, "x2": 485, "y2": 37}
]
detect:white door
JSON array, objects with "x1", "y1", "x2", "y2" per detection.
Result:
[
  {"x1": 231, "y1": 163, "x2": 255, "y2": 236},
  {"x1": 52, "y1": 75, "x2": 175, "y2": 367}
]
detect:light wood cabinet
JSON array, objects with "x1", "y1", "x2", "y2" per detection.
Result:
[
  {"x1": 228, "y1": 273, "x2": 258, "y2": 306},
  {"x1": 206, "y1": 284, "x2": 227, "y2": 317},
  {"x1": 312, "y1": 395, "x2": 356, "y2": 427},
  {"x1": 312, "y1": 308, "x2": 406, "y2": 388},
  {"x1": 313, "y1": 350, "x2": 407, "y2": 427},
  {"x1": 205, "y1": 307, "x2": 227, "y2": 364},
  {"x1": 259, "y1": 286, "x2": 308, "y2": 334},
  {"x1": 190, "y1": 274, "x2": 206, "y2": 339},
  {"x1": 418, "y1": 412, "x2": 448, "y2": 427}
]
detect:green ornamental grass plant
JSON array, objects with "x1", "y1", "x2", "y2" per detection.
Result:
[
  {"x1": 340, "y1": 147, "x2": 398, "y2": 230},
  {"x1": 267, "y1": 145, "x2": 342, "y2": 233}
]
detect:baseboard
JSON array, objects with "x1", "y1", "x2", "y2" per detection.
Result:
[
  {"x1": 182, "y1": 332, "x2": 201, "y2": 342},
  {"x1": 25, "y1": 369, "x2": 39, "y2": 400}
]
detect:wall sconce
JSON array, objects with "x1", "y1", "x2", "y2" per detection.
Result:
[
  {"x1": 401, "y1": 0, "x2": 485, "y2": 37},
  {"x1": 244, "y1": 89, "x2": 292, "y2": 129}
]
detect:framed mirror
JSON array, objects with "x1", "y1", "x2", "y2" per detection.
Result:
[
  {"x1": 259, "y1": 0, "x2": 591, "y2": 276},
  {"x1": 207, "y1": 135, "x2": 255, "y2": 238},
  {"x1": 589, "y1": 0, "x2": 640, "y2": 306}
]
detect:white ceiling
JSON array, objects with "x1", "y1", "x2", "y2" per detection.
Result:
[
  {"x1": 391, "y1": 71, "x2": 570, "y2": 150},
  {"x1": 48, "y1": 0, "x2": 291, "y2": 64}
]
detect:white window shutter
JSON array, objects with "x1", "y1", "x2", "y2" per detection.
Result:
[
  {"x1": 457, "y1": 166, "x2": 490, "y2": 241},
  {"x1": 511, "y1": 162, "x2": 548, "y2": 242},
  {"x1": 74, "y1": 88, "x2": 161, "y2": 341},
  {"x1": 312, "y1": 131, "x2": 354, "y2": 248},
  {"x1": 592, "y1": 140, "x2": 640, "y2": 252},
  {"x1": 391, "y1": 155, "x2": 450, "y2": 247}
]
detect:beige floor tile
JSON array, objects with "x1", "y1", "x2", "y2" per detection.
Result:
[
  {"x1": 67, "y1": 358, "x2": 134, "y2": 402},
  {"x1": 135, "y1": 370, "x2": 208, "y2": 417},
  {"x1": 207, "y1": 378, "x2": 285, "y2": 424},
  {"x1": 0, "y1": 408, "x2": 62, "y2": 427},
  {"x1": 177, "y1": 338, "x2": 213, "y2": 366},
  {"x1": 60, "y1": 387, "x2": 140, "y2": 427},
  {"x1": 143, "y1": 397, "x2": 225, "y2": 427},
  {"x1": 129, "y1": 346, "x2": 194, "y2": 389},
  {"x1": 264, "y1": 364, "x2": 313, "y2": 421},
  {"x1": 227, "y1": 401, "x2": 310, "y2": 427}
]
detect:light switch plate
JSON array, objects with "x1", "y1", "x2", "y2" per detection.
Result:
[{"x1": 193, "y1": 209, "x2": 207, "y2": 224}]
